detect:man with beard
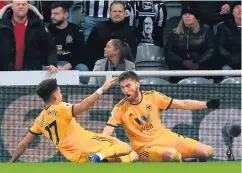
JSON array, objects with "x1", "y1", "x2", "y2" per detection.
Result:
[
  {"x1": 103, "y1": 71, "x2": 221, "y2": 162},
  {"x1": 86, "y1": 1, "x2": 137, "y2": 70},
  {"x1": 48, "y1": 2, "x2": 89, "y2": 84}
]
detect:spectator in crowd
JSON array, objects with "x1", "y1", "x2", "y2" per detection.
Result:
[
  {"x1": 31, "y1": 1, "x2": 73, "y2": 25},
  {"x1": 182, "y1": 1, "x2": 233, "y2": 33},
  {"x1": 0, "y1": 0, "x2": 57, "y2": 72},
  {"x1": 165, "y1": 5, "x2": 215, "y2": 83},
  {"x1": 81, "y1": 0, "x2": 114, "y2": 41},
  {"x1": 0, "y1": 0, "x2": 7, "y2": 10},
  {"x1": 216, "y1": 2, "x2": 241, "y2": 72},
  {"x1": 125, "y1": 1, "x2": 167, "y2": 47},
  {"x1": 86, "y1": 1, "x2": 137, "y2": 71},
  {"x1": 89, "y1": 39, "x2": 135, "y2": 85},
  {"x1": 48, "y1": 2, "x2": 89, "y2": 84}
]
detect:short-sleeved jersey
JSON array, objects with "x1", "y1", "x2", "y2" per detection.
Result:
[
  {"x1": 29, "y1": 102, "x2": 95, "y2": 162},
  {"x1": 107, "y1": 90, "x2": 173, "y2": 151}
]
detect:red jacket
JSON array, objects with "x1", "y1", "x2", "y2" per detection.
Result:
[{"x1": 0, "y1": 1, "x2": 7, "y2": 9}]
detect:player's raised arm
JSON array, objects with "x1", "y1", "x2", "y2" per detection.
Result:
[
  {"x1": 170, "y1": 99, "x2": 220, "y2": 110},
  {"x1": 72, "y1": 78, "x2": 117, "y2": 116},
  {"x1": 9, "y1": 132, "x2": 36, "y2": 163},
  {"x1": 103, "y1": 126, "x2": 115, "y2": 136}
]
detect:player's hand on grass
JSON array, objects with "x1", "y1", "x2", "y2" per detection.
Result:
[
  {"x1": 206, "y1": 99, "x2": 220, "y2": 109},
  {"x1": 101, "y1": 77, "x2": 117, "y2": 92}
]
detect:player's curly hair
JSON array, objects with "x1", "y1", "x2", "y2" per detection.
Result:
[
  {"x1": 36, "y1": 79, "x2": 58, "y2": 102},
  {"x1": 118, "y1": 71, "x2": 139, "y2": 83}
]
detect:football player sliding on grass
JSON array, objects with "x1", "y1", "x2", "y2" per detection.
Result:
[
  {"x1": 102, "y1": 71, "x2": 220, "y2": 163},
  {"x1": 9, "y1": 78, "x2": 132, "y2": 163}
]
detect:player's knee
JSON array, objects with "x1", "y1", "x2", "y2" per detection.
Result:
[
  {"x1": 200, "y1": 145, "x2": 214, "y2": 160},
  {"x1": 124, "y1": 143, "x2": 132, "y2": 154},
  {"x1": 162, "y1": 148, "x2": 181, "y2": 162},
  {"x1": 130, "y1": 150, "x2": 139, "y2": 162},
  {"x1": 205, "y1": 146, "x2": 214, "y2": 158},
  {"x1": 115, "y1": 141, "x2": 132, "y2": 154}
]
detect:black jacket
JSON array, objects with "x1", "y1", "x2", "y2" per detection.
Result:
[
  {"x1": 86, "y1": 19, "x2": 137, "y2": 70},
  {"x1": 0, "y1": 4, "x2": 57, "y2": 71},
  {"x1": 216, "y1": 16, "x2": 241, "y2": 69},
  {"x1": 182, "y1": 1, "x2": 233, "y2": 25},
  {"x1": 165, "y1": 25, "x2": 215, "y2": 70},
  {"x1": 48, "y1": 22, "x2": 86, "y2": 68}
]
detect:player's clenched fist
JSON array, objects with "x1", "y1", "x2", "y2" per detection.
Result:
[
  {"x1": 206, "y1": 99, "x2": 220, "y2": 109},
  {"x1": 101, "y1": 77, "x2": 118, "y2": 92}
]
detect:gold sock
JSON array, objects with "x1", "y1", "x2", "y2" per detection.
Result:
[
  {"x1": 99, "y1": 144, "x2": 131, "y2": 159},
  {"x1": 171, "y1": 152, "x2": 182, "y2": 162},
  {"x1": 120, "y1": 154, "x2": 132, "y2": 163}
]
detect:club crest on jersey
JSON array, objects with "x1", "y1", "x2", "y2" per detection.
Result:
[
  {"x1": 64, "y1": 103, "x2": 72, "y2": 107},
  {"x1": 146, "y1": 104, "x2": 152, "y2": 111},
  {"x1": 109, "y1": 111, "x2": 115, "y2": 118}
]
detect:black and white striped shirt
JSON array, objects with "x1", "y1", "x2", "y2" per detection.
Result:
[{"x1": 82, "y1": 0, "x2": 113, "y2": 18}]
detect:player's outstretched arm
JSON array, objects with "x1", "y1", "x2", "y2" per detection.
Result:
[
  {"x1": 9, "y1": 132, "x2": 35, "y2": 163},
  {"x1": 73, "y1": 78, "x2": 117, "y2": 116},
  {"x1": 170, "y1": 99, "x2": 220, "y2": 110},
  {"x1": 103, "y1": 125, "x2": 115, "y2": 136}
]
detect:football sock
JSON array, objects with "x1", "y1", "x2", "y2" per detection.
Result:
[
  {"x1": 99, "y1": 143, "x2": 131, "y2": 160},
  {"x1": 171, "y1": 152, "x2": 182, "y2": 162}
]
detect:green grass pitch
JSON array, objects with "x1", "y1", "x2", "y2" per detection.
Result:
[{"x1": 0, "y1": 162, "x2": 241, "y2": 173}]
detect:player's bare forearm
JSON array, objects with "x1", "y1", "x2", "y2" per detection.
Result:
[
  {"x1": 9, "y1": 142, "x2": 28, "y2": 163},
  {"x1": 73, "y1": 78, "x2": 117, "y2": 116},
  {"x1": 171, "y1": 99, "x2": 220, "y2": 110},
  {"x1": 182, "y1": 100, "x2": 207, "y2": 110},
  {"x1": 103, "y1": 126, "x2": 115, "y2": 136},
  {"x1": 73, "y1": 92, "x2": 100, "y2": 116}
]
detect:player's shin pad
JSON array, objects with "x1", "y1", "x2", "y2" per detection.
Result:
[
  {"x1": 99, "y1": 144, "x2": 131, "y2": 159},
  {"x1": 171, "y1": 152, "x2": 182, "y2": 162}
]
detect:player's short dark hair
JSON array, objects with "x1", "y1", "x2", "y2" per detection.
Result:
[
  {"x1": 118, "y1": 71, "x2": 139, "y2": 83},
  {"x1": 36, "y1": 79, "x2": 58, "y2": 102},
  {"x1": 110, "y1": 1, "x2": 125, "y2": 12},
  {"x1": 51, "y1": 2, "x2": 69, "y2": 13}
]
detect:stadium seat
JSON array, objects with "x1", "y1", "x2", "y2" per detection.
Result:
[
  {"x1": 220, "y1": 77, "x2": 241, "y2": 84},
  {"x1": 140, "y1": 78, "x2": 170, "y2": 85},
  {"x1": 135, "y1": 45, "x2": 168, "y2": 71},
  {"x1": 135, "y1": 45, "x2": 164, "y2": 63},
  {"x1": 136, "y1": 66, "x2": 168, "y2": 71},
  {"x1": 163, "y1": 16, "x2": 181, "y2": 44},
  {"x1": 178, "y1": 78, "x2": 214, "y2": 84},
  {"x1": 135, "y1": 61, "x2": 167, "y2": 68},
  {"x1": 164, "y1": 1, "x2": 182, "y2": 18}
]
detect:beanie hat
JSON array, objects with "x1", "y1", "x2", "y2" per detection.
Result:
[{"x1": 181, "y1": 5, "x2": 199, "y2": 19}]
